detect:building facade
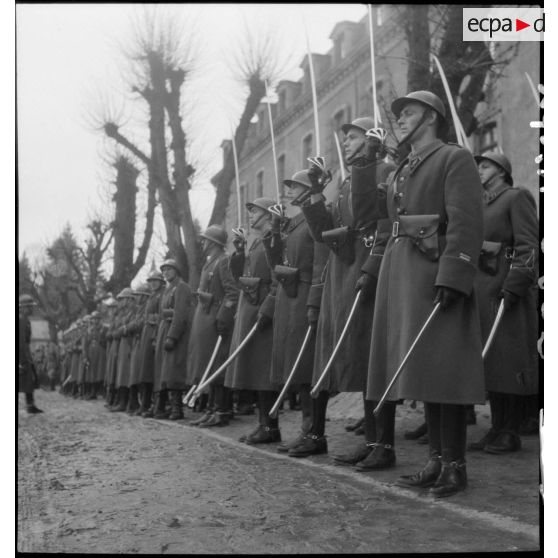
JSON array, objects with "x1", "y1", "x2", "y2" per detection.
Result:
[{"x1": 223, "y1": 7, "x2": 541, "y2": 239}]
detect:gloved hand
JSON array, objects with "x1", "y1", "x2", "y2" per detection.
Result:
[
  {"x1": 355, "y1": 272, "x2": 378, "y2": 302},
  {"x1": 308, "y1": 165, "x2": 326, "y2": 195},
  {"x1": 256, "y1": 313, "x2": 272, "y2": 331},
  {"x1": 232, "y1": 228, "x2": 246, "y2": 253},
  {"x1": 501, "y1": 289, "x2": 520, "y2": 311},
  {"x1": 164, "y1": 337, "x2": 176, "y2": 351},
  {"x1": 269, "y1": 206, "x2": 284, "y2": 233},
  {"x1": 434, "y1": 286, "x2": 464, "y2": 310},
  {"x1": 307, "y1": 306, "x2": 319, "y2": 331}
]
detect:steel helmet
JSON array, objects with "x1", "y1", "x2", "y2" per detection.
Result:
[
  {"x1": 160, "y1": 259, "x2": 180, "y2": 273},
  {"x1": 283, "y1": 170, "x2": 313, "y2": 190},
  {"x1": 147, "y1": 270, "x2": 165, "y2": 284},
  {"x1": 200, "y1": 225, "x2": 227, "y2": 247},
  {"x1": 133, "y1": 283, "x2": 151, "y2": 296},
  {"x1": 103, "y1": 295, "x2": 118, "y2": 307},
  {"x1": 19, "y1": 294, "x2": 36, "y2": 307},
  {"x1": 474, "y1": 151, "x2": 513, "y2": 184},
  {"x1": 391, "y1": 90, "x2": 447, "y2": 124},
  {"x1": 341, "y1": 116, "x2": 376, "y2": 135},
  {"x1": 116, "y1": 287, "x2": 135, "y2": 299},
  {"x1": 245, "y1": 197, "x2": 276, "y2": 213}
]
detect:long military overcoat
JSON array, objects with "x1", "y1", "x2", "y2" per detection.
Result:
[
  {"x1": 301, "y1": 160, "x2": 393, "y2": 393},
  {"x1": 18, "y1": 314, "x2": 35, "y2": 393},
  {"x1": 86, "y1": 329, "x2": 102, "y2": 384},
  {"x1": 366, "y1": 140, "x2": 485, "y2": 404},
  {"x1": 128, "y1": 301, "x2": 147, "y2": 387},
  {"x1": 137, "y1": 291, "x2": 163, "y2": 385},
  {"x1": 224, "y1": 237, "x2": 278, "y2": 391},
  {"x1": 475, "y1": 182, "x2": 539, "y2": 395},
  {"x1": 186, "y1": 251, "x2": 239, "y2": 386},
  {"x1": 153, "y1": 278, "x2": 193, "y2": 392},
  {"x1": 262, "y1": 214, "x2": 329, "y2": 386}
]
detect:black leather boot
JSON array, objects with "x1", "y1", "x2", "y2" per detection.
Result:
[
  {"x1": 137, "y1": 383, "x2": 153, "y2": 416},
  {"x1": 396, "y1": 454, "x2": 442, "y2": 488},
  {"x1": 105, "y1": 385, "x2": 116, "y2": 408},
  {"x1": 429, "y1": 460, "x2": 467, "y2": 497},
  {"x1": 483, "y1": 430, "x2": 521, "y2": 454},
  {"x1": 168, "y1": 391, "x2": 185, "y2": 420},
  {"x1": 153, "y1": 390, "x2": 169, "y2": 419},
  {"x1": 345, "y1": 417, "x2": 365, "y2": 432},
  {"x1": 404, "y1": 422, "x2": 428, "y2": 440},
  {"x1": 126, "y1": 385, "x2": 140, "y2": 415},
  {"x1": 468, "y1": 428, "x2": 498, "y2": 451},
  {"x1": 110, "y1": 387, "x2": 129, "y2": 412},
  {"x1": 355, "y1": 443, "x2": 396, "y2": 471},
  {"x1": 244, "y1": 425, "x2": 281, "y2": 445},
  {"x1": 190, "y1": 410, "x2": 214, "y2": 426},
  {"x1": 142, "y1": 392, "x2": 156, "y2": 418},
  {"x1": 199, "y1": 411, "x2": 230, "y2": 428},
  {"x1": 333, "y1": 442, "x2": 373, "y2": 465},
  {"x1": 288, "y1": 434, "x2": 328, "y2": 457}
]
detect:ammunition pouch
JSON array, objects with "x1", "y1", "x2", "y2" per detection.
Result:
[
  {"x1": 162, "y1": 309, "x2": 174, "y2": 321},
  {"x1": 394, "y1": 214, "x2": 443, "y2": 262},
  {"x1": 274, "y1": 265, "x2": 300, "y2": 298},
  {"x1": 479, "y1": 241, "x2": 504, "y2": 276},
  {"x1": 322, "y1": 226, "x2": 355, "y2": 265},
  {"x1": 197, "y1": 290, "x2": 214, "y2": 314},
  {"x1": 239, "y1": 276, "x2": 262, "y2": 305}
]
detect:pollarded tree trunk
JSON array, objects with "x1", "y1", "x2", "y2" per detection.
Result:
[
  {"x1": 209, "y1": 74, "x2": 266, "y2": 226},
  {"x1": 110, "y1": 156, "x2": 139, "y2": 291}
]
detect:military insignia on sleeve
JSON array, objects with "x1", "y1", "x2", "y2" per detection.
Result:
[{"x1": 459, "y1": 253, "x2": 471, "y2": 262}]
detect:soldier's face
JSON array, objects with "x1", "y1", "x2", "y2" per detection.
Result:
[
  {"x1": 249, "y1": 207, "x2": 269, "y2": 230},
  {"x1": 343, "y1": 129, "x2": 366, "y2": 160},
  {"x1": 477, "y1": 159, "x2": 503, "y2": 185},
  {"x1": 397, "y1": 102, "x2": 432, "y2": 139},
  {"x1": 286, "y1": 184, "x2": 306, "y2": 205},
  {"x1": 148, "y1": 280, "x2": 161, "y2": 292},
  {"x1": 162, "y1": 266, "x2": 177, "y2": 282}
]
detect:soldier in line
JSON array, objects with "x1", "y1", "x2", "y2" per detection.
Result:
[
  {"x1": 84, "y1": 312, "x2": 102, "y2": 400},
  {"x1": 468, "y1": 151, "x2": 539, "y2": 454},
  {"x1": 365, "y1": 90, "x2": 484, "y2": 497},
  {"x1": 138, "y1": 271, "x2": 166, "y2": 417},
  {"x1": 109, "y1": 288, "x2": 135, "y2": 412},
  {"x1": 261, "y1": 171, "x2": 329, "y2": 452},
  {"x1": 290, "y1": 117, "x2": 395, "y2": 461},
  {"x1": 224, "y1": 197, "x2": 282, "y2": 444},
  {"x1": 126, "y1": 285, "x2": 151, "y2": 414},
  {"x1": 18, "y1": 294, "x2": 43, "y2": 414},
  {"x1": 69, "y1": 320, "x2": 83, "y2": 398},
  {"x1": 102, "y1": 297, "x2": 120, "y2": 407},
  {"x1": 153, "y1": 259, "x2": 193, "y2": 420},
  {"x1": 187, "y1": 225, "x2": 240, "y2": 428},
  {"x1": 46, "y1": 341, "x2": 60, "y2": 391}
]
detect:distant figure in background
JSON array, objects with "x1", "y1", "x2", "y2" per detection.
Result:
[
  {"x1": 46, "y1": 341, "x2": 60, "y2": 391},
  {"x1": 18, "y1": 295, "x2": 43, "y2": 414}
]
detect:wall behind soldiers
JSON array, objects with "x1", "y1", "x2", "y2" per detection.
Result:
[{"x1": 493, "y1": 41, "x2": 541, "y2": 207}]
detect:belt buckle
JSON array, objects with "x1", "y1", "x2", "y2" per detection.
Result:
[
  {"x1": 392, "y1": 221, "x2": 399, "y2": 238},
  {"x1": 363, "y1": 233, "x2": 375, "y2": 248}
]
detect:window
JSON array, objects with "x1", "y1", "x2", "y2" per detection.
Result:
[
  {"x1": 259, "y1": 109, "x2": 266, "y2": 133},
  {"x1": 278, "y1": 90, "x2": 287, "y2": 113},
  {"x1": 333, "y1": 32, "x2": 345, "y2": 64},
  {"x1": 256, "y1": 170, "x2": 264, "y2": 198},
  {"x1": 240, "y1": 183, "x2": 248, "y2": 228},
  {"x1": 277, "y1": 154, "x2": 286, "y2": 200},
  {"x1": 476, "y1": 122, "x2": 498, "y2": 153},
  {"x1": 376, "y1": 6, "x2": 383, "y2": 27},
  {"x1": 302, "y1": 133, "x2": 313, "y2": 166}
]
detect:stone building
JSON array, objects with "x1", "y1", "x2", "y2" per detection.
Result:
[{"x1": 222, "y1": 7, "x2": 541, "y2": 237}]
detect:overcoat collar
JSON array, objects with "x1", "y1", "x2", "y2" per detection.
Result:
[
  {"x1": 285, "y1": 212, "x2": 305, "y2": 233},
  {"x1": 395, "y1": 139, "x2": 445, "y2": 178},
  {"x1": 483, "y1": 181, "x2": 512, "y2": 205}
]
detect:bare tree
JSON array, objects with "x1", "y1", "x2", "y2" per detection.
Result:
[{"x1": 209, "y1": 26, "x2": 294, "y2": 225}]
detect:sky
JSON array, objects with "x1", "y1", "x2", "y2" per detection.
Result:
[{"x1": 17, "y1": 3, "x2": 368, "y2": 272}]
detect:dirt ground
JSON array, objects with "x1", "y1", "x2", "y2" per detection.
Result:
[{"x1": 18, "y1": 390, "x2": 540, "y2": 554}]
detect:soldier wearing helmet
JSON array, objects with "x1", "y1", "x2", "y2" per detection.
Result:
[
  {"x1": 286, "y1": 115, "x2": 395, "y2": 460},
  {"x1": 152, "y1": 259, "x2": 194, "y2": 420},
  {"x1": 254, "y1": 171, "x2": 330, "y2": 452},
  {"x1": 469, "y1": 151, "x2": 538, "y2": 455},
  {"x1": 137, "y1": 271, "x2": 166, "y2": 418},
  {"x1": 365, "y1": 90, "x2": 485, "y2": 497},
  {"x1": 187, "y1": 225, "x2": 240, "y2": 428},
  {"x1": 224, "y1": 197, "x2": 283, "y2": 444},
  {"x1": 125, "y1": 285, "x2": 152, "y2": 415},
  {"x1": 110, "y1": 288, "x2": 137, "y2": 413},
  {"x1": 18, "y1": 295, "x2": 43, "y2": 413}
]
